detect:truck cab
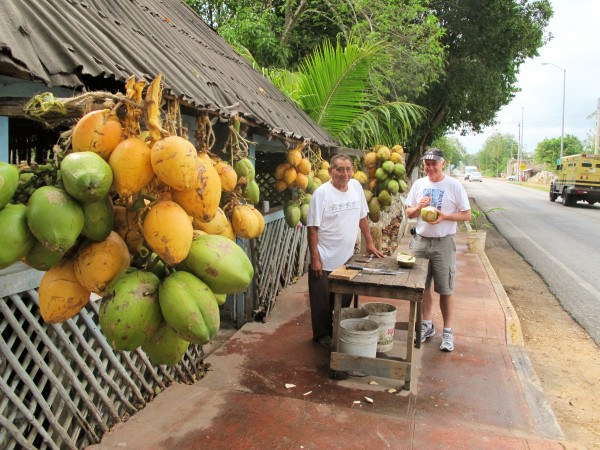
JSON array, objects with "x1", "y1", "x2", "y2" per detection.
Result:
[{"x1": 549, "y1": 153, "x2": 600, "y2": 206}]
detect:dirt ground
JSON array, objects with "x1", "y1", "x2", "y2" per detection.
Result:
[{"x1": 483, "y1": 218, "x2": 600, "y2": 448}]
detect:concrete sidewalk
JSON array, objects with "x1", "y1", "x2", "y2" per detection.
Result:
[{"x1": 89, "y1": 233, "x2": 570, "y2": 449}]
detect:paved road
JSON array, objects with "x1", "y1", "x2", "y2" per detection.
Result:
[{"x1": 462, "y1": 177, "x2": 600, "y2": 346}]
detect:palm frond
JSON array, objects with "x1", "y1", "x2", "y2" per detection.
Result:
[
  {"x1": 297, "y1": 36, "x2": 387, "y2": 135},
  {"x1": 338, "y1": 102, "x2": 427, "y2": 149},
  {"x1": 264, "y1": 68, "x2": 304, "y2": 107}
]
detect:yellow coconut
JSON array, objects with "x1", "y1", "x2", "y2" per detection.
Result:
[
  {"x1": 193, "y1": 207, "x2": 228, "y2": 235},
  {"x1": 214, "y1": 161, "x2": 238, "y2": 192},
  {"x1": 391, "y1": 144, "x2": 404, "y2": 154},
  {"x1": 353, "y1": 170, "x2": 369, "y2": 185},
  {"x1": 151, "y1": 136, "x2": 199, "y2": 191},
  {"x1": 71, "y1": 109, "x2": 123, "y2": 160},
  {"x1": 252, "y1": 208, "x2": 266, "y2": 236},
  {"x1": 364, "y1": 151, "x2": 378, "y2": 167},
  {"x1": 198, "y1": 152, "x2": 212, "y2": 163},
  {"x1": 284, "y1": 167, "x2": 298, "y2": 186},
  {"x1": 219, "y1": 220, "x2": 236, "y2": 241},
  {"x1": 294, "y1": 172, "x2": 309, "y2": 191},
  {"x1": 39, "y1": 257, "x2": 91, "y2": 324},
  {"x1": 287, "y1": 149, "x2": 303, "y2": 167},
  {"x1": 274, "y1": 162, "x2": 291, "y2": 180},
  {"x1": 296, "y1": 158, "x2": 311, "y2": 176},
  {"x1": 231, "y1": 204, "x2": 260, "y2": 239},
  {"x1": 275, "y1": 179, "x2": 287, "y2": 193},
  {"x1": 317, "y1": 168, "x2": 331, "y2": 183},
  {"x1": 144, "y1": 201, "x2": 193, "y2": 263},
  {"x1": 74, "y1": 231, "x2": 130, "y2": 295},
  {"x1": 109, "y1": 137, "x2": 155, "y2": 197},
  {"x1": 171, "y1": 158, "x2": 222, "y2": 222},
  {"x1": 376, "y1": 146, "x2": 391, "y2": 161},
  {"x1": 143, "y1": 200, "x2": 193, "y2": 265},
  {"x1": 389, "y1": 152, "x2": 403, "y2": 164}
]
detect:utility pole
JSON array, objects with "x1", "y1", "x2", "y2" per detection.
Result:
[
  {"x1": 595, "y1": 98, "x2": 600, "y2": 155},
  {"x1": 517, "y1": 123, "x2": 522, "y2": 181}
]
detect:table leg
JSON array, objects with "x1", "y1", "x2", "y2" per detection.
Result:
[
  {"x1": 332, "y1": 293, "x2": 342, "y2": 351},
  {"x1": 415, "y1": 301, "x2": 422, "y2": 349}
]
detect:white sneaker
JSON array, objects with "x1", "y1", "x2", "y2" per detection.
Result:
[
  {"x1": 421, "y1": 323, "x2": 435, "y2": 342},
  {"x1": 440, "y1": 330, "x2": 454, "y2": 352}
]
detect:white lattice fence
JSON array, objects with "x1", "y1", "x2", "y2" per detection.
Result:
[{"x1": 0, "y1": 265, "x2": 206, "y2": 450}]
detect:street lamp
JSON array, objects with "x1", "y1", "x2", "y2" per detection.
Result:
[{"x1": 542, "y1": 62, "x2": 566, "y2": 162}]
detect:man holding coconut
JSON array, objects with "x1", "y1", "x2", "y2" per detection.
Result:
[{"x1": 406, "y1": 148, "x2": 471, "y2": 352}]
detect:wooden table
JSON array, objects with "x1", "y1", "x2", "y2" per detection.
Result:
[{"x1": 328, "y1": 247, "x2": 427, "y2": 390}]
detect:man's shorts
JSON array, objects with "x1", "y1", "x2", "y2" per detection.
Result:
[{"x1": 409, "y1": 234, "x2": 456, "y2": 295}]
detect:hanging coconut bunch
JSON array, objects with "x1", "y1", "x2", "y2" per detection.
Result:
[
  {"x1": 213, "y1": 115, "x2": 265, "y2": 240},
  {"x1": 274, "y1": 142, "x2": 321, "y2": 229},
  {"x1": 357, "y1": 144, "x2": 407, "y2": 223},
  {"x1": 1, "y1": 73, "x2": 259, "y2": 367},
  {"x1": 273, "y1": 141, "x2": 313, "y2": 193}
]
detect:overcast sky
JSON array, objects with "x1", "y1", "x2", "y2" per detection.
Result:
[{"x1": 449, "y1": 0, "x2": 600, "y2": 155}]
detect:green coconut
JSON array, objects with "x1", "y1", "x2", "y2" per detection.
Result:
[
  {"x1": 381, "y1": 160, "x2": 395, "y2": 174},
  {"x1": 142, "y1": 322, "x2": 190, "y2": 366},
  {"x1": 0, "y1": 162, "x2": 19, "y2": 209},
  {"x1": 177, "y1": 234, "x2": 254, "y2": 294},
  {"x1": 299, "y1": 203, "x2": 309, "y2": 226},
  {"x1": 26, "y1": 186, "x2": 84, "y2": 254},
  {"x1": 0, "y1": 204, "x2": 36, "y2": 269},
  {"x1": 421, "y1": 206, "x2": 438, "y2": 223},
  {"x1": 242, "y1": 179, "x2": 260, "y2": 205},
  {"x1": 159, "y1": 271, "x2": 220, "y2": 345},
  {"x1": 393, "y1": 163, "x2": 406, "y2": 179},
  {"x1": 375, "y1": 167, "x2": 388, "y2": 181},
  {"x1": 387, "y1": 179, "x2": 400, "y2": 195},
  {"x1": 81, "y1": 195, "x2": 114, "y2": 241},
  {"x1": 25, "y1": 240, "x2": 63, "y2": 271},
  {"x1": 234, "y1": 158, "x2": 255, "y2": 183},
  {"x1": 368, "y1": 196, "x2": 380, "y2": 215},
  {"x1": 60, "y1": 151, "x2": 113, "y2": 203},
  {"x1": 99, "y1": 270, "x2": 162, "y2": 351},
  {"x1": 284, "y1": 203, "x2": 301, "y2": 228}
]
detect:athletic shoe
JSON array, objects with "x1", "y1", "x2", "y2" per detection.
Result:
[
  {"x1": 421, "y1": 323, "x2": 435, "y2": 343},
  {"x1": 440, "y1": 330, "x2": 454, "y2": 352}
]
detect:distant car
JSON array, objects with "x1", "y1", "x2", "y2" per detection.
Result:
[
  {"x1": 469, "y1": 171, "x2": 483, "y2": 182},
  {"x1": 507, "y1": 175, "x2": 516, "y2": 181}
]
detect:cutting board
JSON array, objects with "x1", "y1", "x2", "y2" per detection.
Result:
[{"x1": 329, "y1": 267, "x2": 360, "y2": 281}]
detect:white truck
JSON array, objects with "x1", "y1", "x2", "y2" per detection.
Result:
[{"x1": 464, "y1": 165, "x2": 478, "y2": 180}]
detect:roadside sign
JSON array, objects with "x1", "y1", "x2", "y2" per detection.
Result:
[{"x1": 520, "y1": 163, "x2": 526, "y2": 170}]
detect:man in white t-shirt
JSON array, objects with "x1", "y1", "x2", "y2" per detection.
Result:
[
  {"x1": 307, "y1": 155, "x2": 384, "y2": 347},
  {"x1": 406, "y1": 148, "x2": 471, "y2": 352}
]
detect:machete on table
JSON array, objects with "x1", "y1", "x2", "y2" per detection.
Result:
[{"x1": 345, "y1": 264, "x2": 405, "y2": 275}]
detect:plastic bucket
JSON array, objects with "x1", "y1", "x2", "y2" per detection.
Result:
[
  {"x1": 340, "y1": 307, "x2": 369, "y2": 321},
  {"x1": 362, "y1": 303, "x2": 397, "y2": 353},
  {"x1": 338, "y1": 319, "x2": 379, "y2": 358}
]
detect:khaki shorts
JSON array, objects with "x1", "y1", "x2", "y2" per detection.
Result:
[{"x1": 409, "y1": 234, "x2": 456, "y2": 295}]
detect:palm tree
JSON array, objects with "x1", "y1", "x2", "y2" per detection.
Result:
[{"x1": 263, "y1": 36, "x2": 426, "y2": 150}]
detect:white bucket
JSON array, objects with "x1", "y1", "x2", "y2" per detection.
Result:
[
  {"x1": 340, "y1": 307, "x2": 369, "y2": 321},
  {"x1": 362, "y1": 303, "x2": 397, "y2": 353},
  {"x1": 338, "y1": 319, "x2": 379, "y2": 358}
]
